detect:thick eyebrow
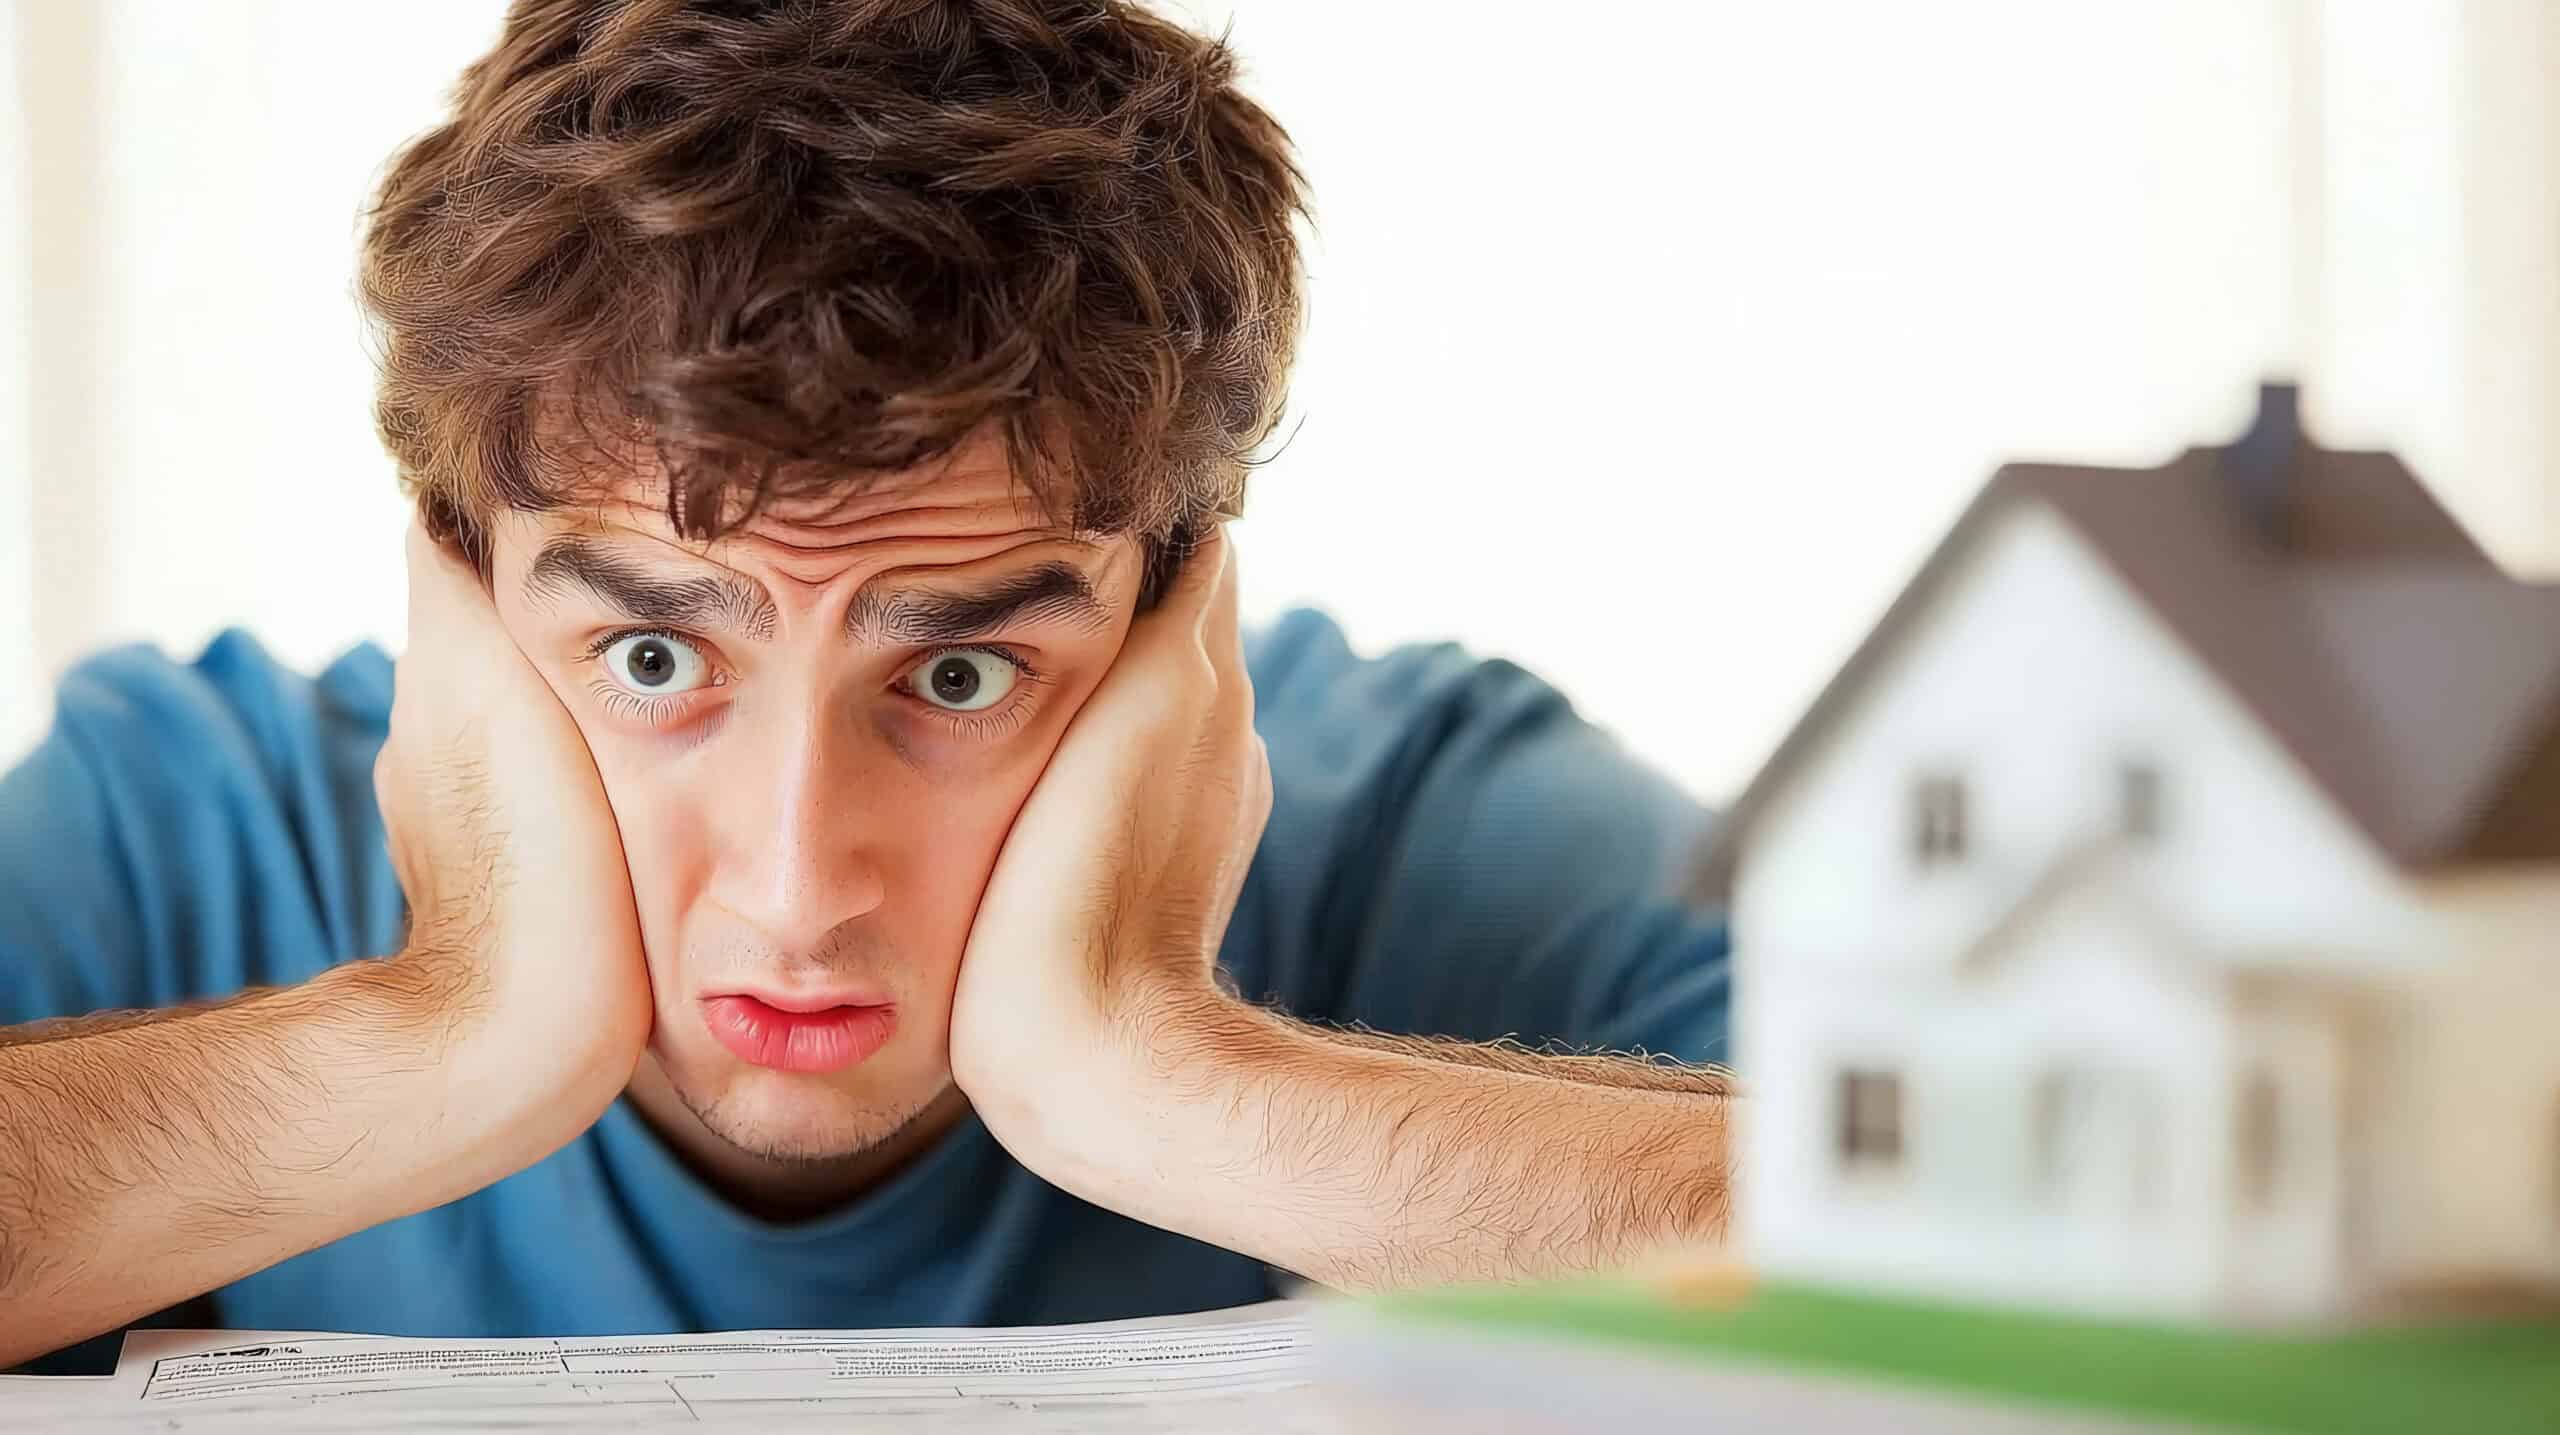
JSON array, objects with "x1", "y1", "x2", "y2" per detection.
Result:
[
  {"x1": 848, "y1": 561, "x2": 1107, "y2": 645},
  {"x1": 523, "y1": 538, "x2": 778, "y2": 639}
]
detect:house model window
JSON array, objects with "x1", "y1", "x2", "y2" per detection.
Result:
[
  {"x1": 1911, "y1": 774, "x2": 1967, "y2": 865},
  {"x1": 2236, "y1": 1068, "x2": 2281, "y2": 1210},
  {"x1": 2029, "y1": 1069, "x2": 2071, "y2": 1195},
  {"x1": 2120, "y1": 762, "x2": 2163, "y2": 839},
  {"x1": 1837, "y1": 1068, "x2": 1904, "y2": 1170}
]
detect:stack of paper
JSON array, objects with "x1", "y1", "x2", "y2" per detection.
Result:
[{"x1": 0, "y1": 1301, "x2": 1328, "y2": 1432}]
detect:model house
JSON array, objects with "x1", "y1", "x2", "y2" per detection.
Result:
[{"x1": 1691, "y1": 386, "x2": 2560, "y2": 1324}]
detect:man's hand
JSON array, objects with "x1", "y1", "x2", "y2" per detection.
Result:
[
  {"x1": 373, "y1": 520, "x2": 652, "y2": 1172},
  {"x1": 0, "y1": 523, "x2": 655, "y2": 1366},
  {"x1": 948, "y1": 525, "x2": 1270, "y2": 1142},
  {"x1": 949, "y1": 527, "x2": 1732, "y2": 1292}
]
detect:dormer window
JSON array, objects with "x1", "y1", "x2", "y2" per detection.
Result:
[
  {"x1": 1912, "y1": 773, "x2": 1967, "y2": 866},
  {"x1": 2120, "y1": 762, "x2": 2163, "y2": 839}
]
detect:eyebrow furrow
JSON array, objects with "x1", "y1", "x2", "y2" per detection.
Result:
[
  {"x1": 851, "y1": 562, "x2": 1105, "y2": 644},
  {"x1": 525, "y1": 539, "x2": 778, "y2": 638}
]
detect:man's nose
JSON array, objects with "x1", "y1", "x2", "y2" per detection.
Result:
[{"x1": 708, "y1": 724, "x2": 887, "y2": 956}]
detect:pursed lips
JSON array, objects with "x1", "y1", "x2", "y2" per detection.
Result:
[{"x1": 700, "y1": 989, "x2": 899, "y2": 1074}]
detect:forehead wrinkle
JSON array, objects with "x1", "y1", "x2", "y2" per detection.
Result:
[
  {"x1": 732, "y1": 522, "x2": 1101, "y2": 588},
  {"x1": 722, "y1": 511, "x2": 1083, "y2": 573},
  {"x1": 740, "y1": 503, "x2": 1045, "y2": 550},
  {"x1": 734, "y1": 531, "x2": 1075, "y2": 592}
]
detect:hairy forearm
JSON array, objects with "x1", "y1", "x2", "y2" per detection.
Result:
[
  {"x1": 0, "y1": 960, "x2": 471, "y2": 1367},
  {"x1": 1046, "y1": 999, "x2": 1733, "y2": 1293},
  {"x1": 0, "y1": 989, "x2": 267, "y2": 1048},
  {"x1": 1313, "y1": 1023, "x2": 1736, "y2": 1094}
]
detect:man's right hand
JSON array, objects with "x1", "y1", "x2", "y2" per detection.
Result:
[
  {"x1": 373, "y1": 519, "x2": 653, "y2": 1175},
  {"x1": 0, "y1": 522, "x2": 652, "y2": 1367}
]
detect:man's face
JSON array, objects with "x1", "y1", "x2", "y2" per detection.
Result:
[{"x1": 485, "y1": 437, "x2": 1142, "y2": 1168}]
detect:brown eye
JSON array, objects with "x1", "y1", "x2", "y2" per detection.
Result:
[{"x1": 904, "y1": 650, "x2": 1019, "y2": 713}]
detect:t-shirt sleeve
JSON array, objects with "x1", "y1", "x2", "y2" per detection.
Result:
[
  {"x1": 1233, "y1": 610, "x2": 1731, "y2": 1065},
  {"x1": 0, "y1": 630, "x2": 404, "y2": 1026}
]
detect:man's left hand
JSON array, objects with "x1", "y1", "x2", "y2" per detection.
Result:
[
  {"x1": 948, "y1": 527, "x2": 1734, "y2": 1289},
  {"x1": 948, "y1": 525, "x2": 1271, "y2": 1176}
]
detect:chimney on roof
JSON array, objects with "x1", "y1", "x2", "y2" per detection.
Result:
[{"x1": 2220, "y1": 381, "x2": 2305, "y2": 546}]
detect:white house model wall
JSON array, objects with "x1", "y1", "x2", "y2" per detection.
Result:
[{"x1": 1728, "y1": 497, "x2": 2560, "y2": 1324}]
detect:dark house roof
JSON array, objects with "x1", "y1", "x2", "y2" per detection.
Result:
[{"x1": 1689, "y1": 385, "x2": 2560, "y2": 903}]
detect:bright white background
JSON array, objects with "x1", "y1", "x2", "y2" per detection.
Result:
[{"x1": 5, "y1": 1, "x2": 2557, "y2": 799}]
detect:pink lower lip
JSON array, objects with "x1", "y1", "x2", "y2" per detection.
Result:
[{"x1": 701, "y1": 995, "x2": 898, "y2": 1073}]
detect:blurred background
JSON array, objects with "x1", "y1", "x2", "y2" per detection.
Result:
[{"x1": 3, "y1": 0, "x2": 2556, "y2": 800}]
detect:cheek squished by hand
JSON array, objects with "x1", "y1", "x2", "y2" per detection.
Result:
[{"x1": 947, "y1": 526, "x2": 1272, "y2": 1148}]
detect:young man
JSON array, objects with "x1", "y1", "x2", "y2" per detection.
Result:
[{"x1": 0, "y1": 0, "x2": 1732, "y2": 1370}]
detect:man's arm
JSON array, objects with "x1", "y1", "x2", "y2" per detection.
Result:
[
  {"x1": 0, "y1": 525, "x2": 651, "y2": 1366},
  {"x1": 1313, "y1": 1023, "x2": 1733, "y2": 1093},
  {"x1": 0, "y1": 963, "x2": 484, "y2": 1367},
  {"x1": 1029, "y1": 997, "x2": 1731, "y2": 1291}
]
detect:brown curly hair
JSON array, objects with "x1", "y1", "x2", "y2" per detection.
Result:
[{"x1": 358, "y1": 0, "x2": 1309, "y2": 602}]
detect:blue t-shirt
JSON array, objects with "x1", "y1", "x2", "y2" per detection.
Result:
[{"x1": 0, "y1": 611, "x2": 1728, "y2": 1370}]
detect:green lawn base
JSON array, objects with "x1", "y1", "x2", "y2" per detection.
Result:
[{"x1": 1368, "y1": 1277, "x2": 2560, "y2": 1434}]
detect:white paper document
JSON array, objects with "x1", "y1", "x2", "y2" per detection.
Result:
[{"x1": 0, "y1": 1301, "x2": 1328, "y2": 1433}]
